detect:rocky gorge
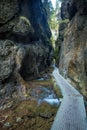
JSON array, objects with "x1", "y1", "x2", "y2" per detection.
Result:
[{"x1": 0, "y1": 0, "x2": 87, "y2": 129}]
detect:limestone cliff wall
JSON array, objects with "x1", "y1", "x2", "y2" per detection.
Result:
[
  {"x1": 0, "y1": 0, "x2": 51, "y2": 42},
  {"x1": 0, "y1": 0, "x2": 53, "y2": 99},
  {"x1": 57, "y1": 0, "x2": 87, "y2": 97}
]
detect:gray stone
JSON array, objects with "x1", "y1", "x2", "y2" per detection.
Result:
[
  {"x1": 3, "y1": 122, "x2": 11, "y2": 128},
  {"x1": 0, "y1": 40, "x2": 15, "y2": 81}
]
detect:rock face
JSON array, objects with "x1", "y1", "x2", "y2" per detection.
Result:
[
  {"x1": 61, "y1": 0, "x2": 87, "y2": 20},
  {"x1": 0, "y1": 40, "x2": 15, "y2": 81},
  {"x1": 0, "y1": 0, "x2": 51, "y2": 42},
  {"x1": 0, "y1": 0, "x2": 53, "y2": 99},
  {"x1": 61, "y1": 0, "x2": 69, "y2": 20},
  {"x1": 57, "y1": 0, "x2": 87, "y2": 97},
  {"x1": 55, "y1": 20, "x2": 69, "y2": 65},
  {"x1": 0, "y1": 0, "x2": 18, "y2": 24},
  {"x1": 20, "y1": 42, "x2": 52, "y2": 80}
]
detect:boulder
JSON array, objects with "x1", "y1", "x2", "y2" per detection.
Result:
[
  {"x1": 20, "y1": 41, "x2": 53, "y2": 80},
  {"x1": 13, "y1": 16, "x2": 34, "y2": 35}
]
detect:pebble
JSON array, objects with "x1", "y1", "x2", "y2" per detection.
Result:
[
  {"x1": 3, "y1": 122, "x2": 11, "y2": 128},
  {"x1": 39, "y1": 112, "x2": 52, "y2": 119},
  {"x1": 16, "y1": 117, "x2": 22, "y2": 123}
]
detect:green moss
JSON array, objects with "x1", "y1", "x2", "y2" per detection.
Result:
[
  {"x1": 20, "y1": 16, "x2": 30, "y2": 25},
  {"x1": 33, "y1": 80, "x2": 51, "y2": 87},
  {"x1": 58, "y1": 19, "x2": 69, "y2": 24},
  {"x1": 36, "y1": 102, "x2": 58, "y2": 116},
  {"x1": 51, "y1": 77, "x2": 63, "y2": 98},
  {"x1": 13, "y1": 16, "x2": 34, "y2": 34}
]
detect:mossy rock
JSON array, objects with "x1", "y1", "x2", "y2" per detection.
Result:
[
  {"x1": 51, "y1": 78, "x2": 63, "y2": 98},
  {"x1": 13, "y1": 16, "x2": 34, "y2": 35}
]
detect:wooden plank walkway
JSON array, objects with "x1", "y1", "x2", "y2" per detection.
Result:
[{"x1": 51, "y1": 68, "x2": 87, "y2": 130}]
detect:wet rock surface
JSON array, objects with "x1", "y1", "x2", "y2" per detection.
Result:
[
  {"x1": 0, "y1": 0, "x2": 53, "y2": 103},
  {"x1": 0, "y1": 2, "x2": 54, "y2": 129},
  {"x1": 0, "y1": 0, "x2": 51, "y2": 42},
  {"x1": 0, "y1": 75, "x2": 59, "y2": 130},
  {"x1": 20, "y1": 42, "x2": 53, "y2": 80},
  {"x1": 0, "y1": 40, "x2": 15, "y2": 81},
  {"x1": 0, "y1": 0, "x2": 53, "y2": 83}
]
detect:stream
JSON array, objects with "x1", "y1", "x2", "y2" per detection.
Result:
[
  {"x1": 31, "y1": 83, "x2": 59, "y2": 106},
  {"x1": 29, "y1": 68, "x2": 61, "y2": 106},
  {"x1": 0, "y1": 68, "x2": 62, "y2": 130}
]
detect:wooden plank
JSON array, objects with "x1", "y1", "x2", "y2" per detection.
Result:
[{"x1": 51, "y1": 68, "x2": 87, "y2": 130}]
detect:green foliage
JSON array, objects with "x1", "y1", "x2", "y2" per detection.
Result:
[
  {"x1": 51, "y1": 77, "x2": 63, "y2": 98},
  {"x1": 49, "y1": 13, "x2": 59, "y2": 47},
  {"x1": 49, "y1": 14, "x2": 58, "y2": 29},
  {"x1": 58, "y1": 19, "x2": 69, "y2": 24},
  {"x1": 42, "y1": 0, "x2": 59, "y2": 47}
]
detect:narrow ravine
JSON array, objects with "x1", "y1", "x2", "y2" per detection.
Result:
[{"x1": 0, "y1": 0, "x2": 87, "y2": 130}]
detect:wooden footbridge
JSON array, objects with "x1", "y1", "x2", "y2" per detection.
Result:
[{"x1": 51, "y1": 67, "x2": 87, "y2": 130}]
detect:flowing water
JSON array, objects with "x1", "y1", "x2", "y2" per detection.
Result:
[
  {"x1": 0, "y1": 68, "x2": 62, "y2": 130},
  {"x1": 31, "y1": 85, "x2": 59, "y2": 106}
]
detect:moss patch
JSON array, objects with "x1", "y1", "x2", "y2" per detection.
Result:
[
  {"x1": 0, "y1": 100, "x2": 57, "y2": 130},
  {"x1": 51, "y1": 77, "x2": 63, "y2": 98}
]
